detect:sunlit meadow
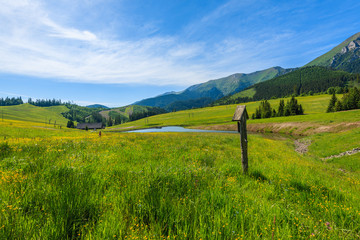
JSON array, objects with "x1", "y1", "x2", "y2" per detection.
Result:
[{"x1": 1, "y1": 121, "x2": 359, "y2": 239}]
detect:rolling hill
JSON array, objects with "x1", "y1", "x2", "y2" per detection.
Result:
[
  {"x1": 135, "y1": 66, "x2": 294, "y2": 111},
  {"x1": 0, "y1": 103, "x2": 69, "y2": 126},
  {"x1": 86, "y1": 104, "x2": 109, "y2": 109},
  {"x1": 99, "y1": 105, "x2": 167, "y2": 123},
  {"x1": 213, "y1": 66, "x2": 357, "y2": 105}
]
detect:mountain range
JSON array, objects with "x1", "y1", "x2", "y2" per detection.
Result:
[
  {"x1": 135, "y1": 67, "x2": 294, "y2": 111},
  {"x1": 135, "y1": 32, "x2": 360, "y2": 111}
]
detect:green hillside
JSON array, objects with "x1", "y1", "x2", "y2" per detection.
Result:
[
  {"x1": 86, "y1": 104, "x2": 109, "y2": 109},
  {"x1": 214, "y1": 66, "x2": 356, "y2": 105},
  {"x1": 249, "y1": 66, "x2": 355, "y2": 100},
  {"x1": 100, "y1": 105, "x2": 166, "y2": 123},
  {"x1": 187, "y1": 66, "x2": 292, "y2": 96},
  {"x1": 0, "y1": 103, "x2": 69, "y2": 126},
  {"x1": 306, "y1": 32, "x2": 360, "y2": 72},
  {"x1": 136, "y1": 67, "x2": 293, "y2": 111}
]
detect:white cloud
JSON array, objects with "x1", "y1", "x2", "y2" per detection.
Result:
[
  {"x1": 1, "y1": 0, "x2": 348, "y2": 87},
  {"x1": 0, "y1": 0, "x2": 218, "y2": 86},
  {"x1": 44, "y1": 20, "x2": 97, "y2": 41}
]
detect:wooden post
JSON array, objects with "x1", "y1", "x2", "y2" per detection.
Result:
[{"x1": 232, "y1": 105, "x2": 249, "y2": 174}]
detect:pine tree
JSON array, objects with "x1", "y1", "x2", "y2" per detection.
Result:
[
  {"x1": 284, "y1": 104, "x2": 290, "y2": 116},
  {"x1": 107, "y1": 117, "x2": 113, "y2": 127},
  {"x1": 299, "y1": 104, "x2": 304, "y2": 115},
  {"x1": 67, "y1": 120, "x2": 75, "y2": 128},
  {"x1": 272, "y1": 109, "x2": 277, "y2": 117},
  {"x1": 326, "y1": 93, "x2": 337, "y2": 112},
  {"x1": 277, "y1": 99, "x2": 285, "y2": 116},
  {"x1": 335, "y1": 100, "x2": 342, "y2": 111},
  {"x1": 289, "y1": 96, "x2": 298, "y2": 115}
]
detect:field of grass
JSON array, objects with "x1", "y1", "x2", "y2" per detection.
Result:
[
  {"x1": 110, "y1": 94, "x2": 359, "y2": 133},
  {"x1": 0, "y1": 119, "x2": 90, "y2": 139},
  {"x1": 227, "y1": 88, "x2": 256, "y2": 100},
  {"x1": 1, "y1": 121, "x2": 359, "y2": 239},
  {"x1": 0, "y1": 94, "x2": 359, "y2": 239},
  {"x1": 0, "y1": 104, "x2": 69, "y2": 126}
]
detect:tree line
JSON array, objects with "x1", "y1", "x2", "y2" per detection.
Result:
[
  {"x1": 28, "y1": 98, "x2": 66, "y2": 107},
  {"x1": 0, "y1": 97, "x2": 23, "y2": 106},
  {"x1": 327, "y1": 87, "x2": 360, "y2": 112},
  {"x1": 252, "y1": 96, "x2": 304, "y2": 119}
]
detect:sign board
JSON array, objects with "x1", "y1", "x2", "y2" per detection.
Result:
[
  {"x1": 232, "y1": 105, "x2": 248, "y2": 174},
  {"x1": 232, "y1": 105, "x2": 249, "y2": 122}
]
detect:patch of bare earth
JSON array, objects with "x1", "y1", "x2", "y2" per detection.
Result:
[
  {"x1": 294, "y1": 139, "x2": 311, "y2": 154},
  {"x1": 193, "y1": 121, "x2": 360, "y2": 136}
]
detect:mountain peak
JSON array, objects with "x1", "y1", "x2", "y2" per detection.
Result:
[
  {"x1": 306, "y1": 32, "x2": 360, "y2": 73},
  {"x1": 340, "y1": 37, "x2": 360, "y2": 54}
]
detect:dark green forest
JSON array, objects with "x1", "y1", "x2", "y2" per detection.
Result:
[
  {"x1": 128, "y1": 106, "x2": 167, "y2": 121},
  {"x1": 214, "y1": 66, "x2": 357, "y2": 106},
  {"x1": 28, "y1": 98, "x2": 65, "y2": 107},
  {"x1": 62, "y1": 104, "x2": 107, "y2": 123},
  {"x1": 251, "y1": 66, "x2": 355, "y2": 100}
]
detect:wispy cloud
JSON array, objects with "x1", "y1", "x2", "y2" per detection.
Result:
[
  {"x1": 44, "y1": 19, "x2": 97, "y2": 41},
  {"x1": 0, "y1": 0, "x2": 216, "y2": 86},
  {"x1": 0, "y1": 0, "x2": 359, "y2": 88}
]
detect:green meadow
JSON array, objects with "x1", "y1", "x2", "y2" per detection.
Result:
[
  {"x1": 0, "y1": 104, "x2": 69, "y2": 126},
  {"x1": 110, "y1": 94, "x2": 359, "y2": 134},
  {"x1": 0, "y1": 94, "x2": 359, "y2": 239}
]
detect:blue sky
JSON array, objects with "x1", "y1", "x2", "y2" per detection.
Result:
[{"x1": 1, "y1": 0, "x2": 360, "y2": 107}]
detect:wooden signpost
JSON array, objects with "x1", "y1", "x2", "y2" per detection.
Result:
[{"x1": 232, "y1": 105, "x2": 249, "y2": 174}]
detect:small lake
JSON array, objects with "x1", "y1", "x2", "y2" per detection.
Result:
[
  {"x1": 124, "y1": 126, "x2": 298, "y2": 141},
  {"x1": 125, "y1": 126, "x2": 237, "y2": 134}
]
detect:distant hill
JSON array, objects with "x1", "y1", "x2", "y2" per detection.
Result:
[
  {"x1": 306, "y1": 32, "x2": 360, "y2": 73},
  {"x1": 214, "y1": 66, "x2": 357, "y2": 105},
  {"x1": 0, "y1": 103, "x2": 69, "y2": 126},
  {"x1": 99, "y1": 105, "x2": 167, "y2": 123},
  {"x1": 135, "y1": 66, "x2": 293, "y2": 111},
  {"x1": 86, "y1": 104, "x2": 109, "y2": 109}
]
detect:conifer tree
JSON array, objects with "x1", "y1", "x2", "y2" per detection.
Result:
[
  {"x1": 277, "y1": 99, "x2": 285, "y2": 116},
  {"x1": 327, "y1": 93, "x2": 337, "y2": 112},
  {"x1": 335, "y1": 100, "x2": 342, "y2": 111}
]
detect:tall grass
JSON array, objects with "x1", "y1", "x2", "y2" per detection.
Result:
[{"x1": 1, "y1": 130, "x2": 359, "y2": 239}]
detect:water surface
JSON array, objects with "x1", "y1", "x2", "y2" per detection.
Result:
[{"x1": 125, "y1": 126, "x2": 237, "y2": 134}]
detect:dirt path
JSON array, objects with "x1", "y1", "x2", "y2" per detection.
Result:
[
  {"x1": 192, "y1": 121, "x2": 360, "y2": 136},
  {"x1": 322, "y1": 147, "x2": 360, "y2": 160}
]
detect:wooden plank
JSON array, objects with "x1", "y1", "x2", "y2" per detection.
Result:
[
  {"x1": 233, "y1": 105, "x2": 249, "y2": 174},
  {"x1": 232, "y1": 105, "x2": 248, "y2": 121},
  {"x1": 240, "y1": 113, "x2": 248, "y2": 173}
]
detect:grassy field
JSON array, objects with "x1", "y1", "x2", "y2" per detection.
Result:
[
  {"x1": 0, "y1": 104, "x2": 69, "y2": 126},
  {"x1": 0, "y1": 95, "x2": 359, "y2": 239},
  {"x1": 110, "y1": 94, "x2": 360, "y2": 134},
  {"x1": 1, "y1": 122, "x2": 359, "y2": 239}
]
